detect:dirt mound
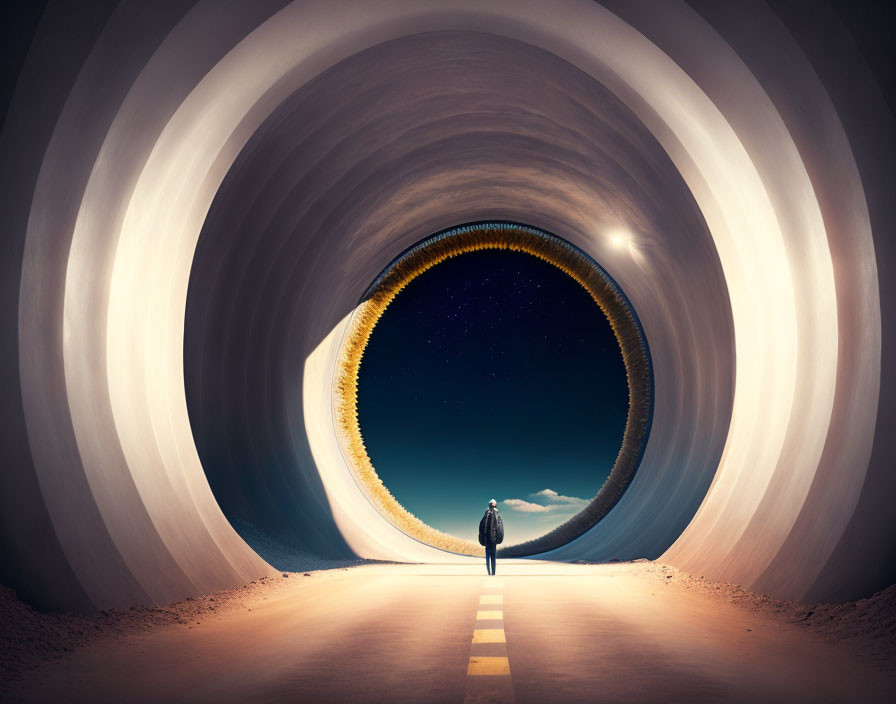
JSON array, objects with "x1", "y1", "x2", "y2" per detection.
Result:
[
  {"x1": 0, "y1": 573, "x2": 303, "y2": 693},
  {"x1": 647, "y1": 562, "x2": 896, "y2": 671}
]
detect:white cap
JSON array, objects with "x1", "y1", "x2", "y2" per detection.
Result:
[{"x1": 489, "y1": 499, "x2": 497, "y2": 506}]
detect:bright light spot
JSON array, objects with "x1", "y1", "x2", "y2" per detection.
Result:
[
  {"x1": 607, "y1": 228, "x2": 631, "y2": 250},
  {"x1": 605, "y1": 227, "x2": 647, "y2": 267}
]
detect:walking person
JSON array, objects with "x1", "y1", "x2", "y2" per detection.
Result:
[{"x1": 478, "y1": 499, "x2": 504, "y2": 575}]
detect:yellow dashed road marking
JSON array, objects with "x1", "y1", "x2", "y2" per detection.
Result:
[
  {"x1": 467, "y1": 656, "x2": 511, "y2": 676},
  {"x1": 472, "y1": 629, "x2": 506, "y2": 643},
  {"x1": 476, "y1": 610, "x2": 503, "y2": 620},
  {"x1": 466, "y1": 580, "x2": 514, "y2": 703}
]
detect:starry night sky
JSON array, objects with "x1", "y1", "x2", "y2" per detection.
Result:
[{"x1": 357, "y1": 248, "x2": 628, "y2": 545}]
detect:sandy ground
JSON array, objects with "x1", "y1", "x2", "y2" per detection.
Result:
[{"x1": 2, "y1": 560, "x2": 895, "y2": 703}]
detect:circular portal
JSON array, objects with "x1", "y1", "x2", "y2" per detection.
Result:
[{"x1": 335, "y1": 223, "x2": 652, "y2": 556}]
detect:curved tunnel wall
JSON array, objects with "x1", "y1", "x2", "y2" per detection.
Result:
[
  {"x1": 184, "y1": 32, "x2": 730, "y2": 568},
  {"x1": 0, "y1": 0, "x2": 893, "y2": 611}
]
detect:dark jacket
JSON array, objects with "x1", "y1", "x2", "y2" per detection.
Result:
[{"x1": 478, "y1": 507, "x2": 504, "y2": 546}]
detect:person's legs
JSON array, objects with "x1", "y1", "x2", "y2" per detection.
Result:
[
  {"x1": 485, "y1": 544, "x2": 495, "y2": 575},
  {"x1": 491, "y1": 546, "x2": 497, "y2": 575}
]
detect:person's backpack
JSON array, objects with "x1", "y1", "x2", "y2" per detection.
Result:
[{"x1": 479, "y1": 508, "x2": 505, "y2": 545}]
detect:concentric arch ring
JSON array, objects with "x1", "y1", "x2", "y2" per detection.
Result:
[{"x1": 334, "y1": 222, "x2": 653, "y2": 557}]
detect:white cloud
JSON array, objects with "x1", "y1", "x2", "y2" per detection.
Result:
[
  {"x1": 502, "y1": 498, "x2": 553, "y2": 513},
  {"x1": 531, "y1": 488, "x2": 588, "y2": 508},
  {"x1": 501, "y1": 489, "x2": 588, "y2": 513}
]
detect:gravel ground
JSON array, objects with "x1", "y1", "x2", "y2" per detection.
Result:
[
  {"x1": 3, "y1": 558, "x2": 894, "y2": 695},
  {"x1": 1, "y1": 519, "x2": 378, "y2": 695},
  {"x1": 635, "y1": 560, "x2": 896, "y2": 672}
]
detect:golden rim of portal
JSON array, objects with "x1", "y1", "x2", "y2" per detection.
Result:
[{"x1": 334, "y1": 223, "x2": 652, "y2": 557}]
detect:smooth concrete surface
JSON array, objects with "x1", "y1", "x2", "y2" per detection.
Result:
[
  {"x1": 1, "y1": 0, "x2": 894, "y2": 613},
  {"x1": 11, "y1": 563, "x2": 896, "y2": 704}
]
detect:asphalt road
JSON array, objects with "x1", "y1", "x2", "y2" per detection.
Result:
[{"x1": 11, "y1": 562, "x2": 896, "y2": 703}]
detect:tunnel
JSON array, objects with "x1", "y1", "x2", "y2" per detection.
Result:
[{"x1": 1, "y1": 0, "x2": 895, "y2": 618}]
